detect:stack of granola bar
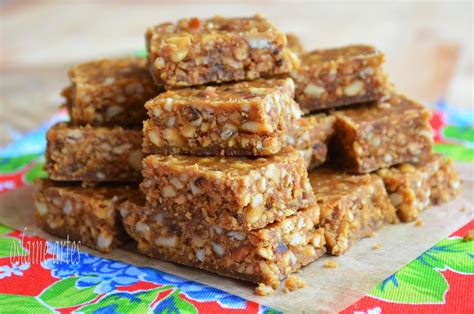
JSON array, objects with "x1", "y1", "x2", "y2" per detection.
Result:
[
  {"x1": 290, "y1": 37, "x2": 461, "y2": 256},
  {"x1": 33, "y1": 58, "x2": 161, "y2": 252},
  {"x1": 33, "y1": 14, "x2": 462, "y2": 294}
]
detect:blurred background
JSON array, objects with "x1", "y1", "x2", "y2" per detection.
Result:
[{"x1": 1, "y1": 0, "x2": 473, "y2": 146}]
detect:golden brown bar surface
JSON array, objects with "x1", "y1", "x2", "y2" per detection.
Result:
[
  {"x1": 331, "y1": 94, "x2": 434, "y2": 174},
  {"x1": 34, "y1": 179, "x2": 141, "y2": 253},
  {"x1": 377, "y1": 154, "x2": 461, "y2": 222},
  {"x1": 309, "y1": 168, "x2": 398, "y2": 255},
  {"x1": 292, "y1": 45, "x2": 388, "y2": 112},
  {"x1": 121, "y1": 199, "x2": 325, "y2": 289},
  {"x1": 141, "y1": 147, "x2": 315, "y2": 230},
  {"x1": 143, "y1": 78, "x2": 302, "y2": 156},
  {"x1": 428, "y1": 155, "x2": 461, "y2": 205},
  {"x1": 46, "y1": 123, "x2": 143, "y2": 183},
  {"x1": 64, "y1": 57, "x2": 161, "y2": 126},
  {"x1": 146, "y1": 15, "x2": 299, "y2": 88}
]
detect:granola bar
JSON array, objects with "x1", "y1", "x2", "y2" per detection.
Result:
[
  {"x1": 34, "y1": 179, "x2": 141, "y2": 252},
  {"x1": 46, "y1": 123, "x2": 142, "y2": 182},
  {"x1": 429, "y1": 155, "x2": 461, "y2": 205},
  {"x1": 331, "y1": 94, "x2": 433, "y2": 173},
  {"x1": 141, "y1": 147, "x2": 315, "y2": 230},
  {"x1": 143, "y1": 78, "x2": 302, "y2": 156},
  {"x1": 121, "y1": 200, "x2": 325, "y2": 289},
  {"x1": 292, "y1": 45, "x2": 389, "y2": 112},
  {"x1": 64, "y1": 57, "x2": 161, "y2": 126},
  {"x1": 146, "y1": 15, "x2": 299, "y2": 88},
  {"x1": 309, "y1": 169, "x2": 398, "y2": 255}
]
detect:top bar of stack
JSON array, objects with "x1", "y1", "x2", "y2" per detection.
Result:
[{"x1": 146, "y1": 14, "x2": 299, "y2": 88}]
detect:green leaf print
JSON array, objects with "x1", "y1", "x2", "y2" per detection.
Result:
[
  {"x1": 0, "y1": 224, "x2": 13, "y2": 236},
  {"x1": 369, "y1": 236, "x2": 474, "y2": 304},
  {"x1": 0, "y1": 294, "x2": 53, "y2": 313},
  {"x1": 153, "y1": 289, "x2": 198, "y2": 314},
  {"x1": 0, "y1": 237, "x2": 28, "y2": 258},
  {"x1": 39, "y1": 277, "x2": 99, "y2": 308},
  {"x1": 0, "y1": 154, "x2": 40, "y2": 173},
  {"x1": 24, "y1": 160, "x2": 47, "y2": 183},
  {"x1": 77, "y1": 287, "x2": 170, "y2": 313}
]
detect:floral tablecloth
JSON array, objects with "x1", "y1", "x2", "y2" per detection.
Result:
[{"x1": 0, "y1": 107, "x2": 473, "y2": 313}]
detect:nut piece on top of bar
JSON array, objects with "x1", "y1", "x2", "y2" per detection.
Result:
[
  {"x1": 34, "y1": 179, "x2": 142, "y2": 253},
  {"x1": 146, "y1": 15, "x2": 299, "y2": 88},
  {"x1": 331, "y1": 94, "x2": 434, "y2": 174},
  {"x1": 143, "y1": 78, "x2": 302, "y2": 156},
  {"x1": 377, "y1": 153, "x2": 461, "y2": 222},
  {"x1": 120, "y1": 198, "x2": 325, "y2": 291},
  {"x1": 46, "y1": 123, "x2": 143, "y2": 183},
  {"x1": 310, "y1": 168, "x2": 398, "y2": 255},
  {"x1": 63, "y1": 57, "x2": 161, "y2": 126},
  {"x1": 292, "y1": 45, "x2": 389, "y2": 113},
  {"x1": 141, "y1": 147, "x2": 315, "y2": 230}
]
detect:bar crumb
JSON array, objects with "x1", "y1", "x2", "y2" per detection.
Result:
[
  {"x1": 255, "y1": 283, "x2": 276, "y2": 296},
  {"x1": 460, "y1": 207, "x2": 466, "y2": 212},
  {"x1": 323, "y1": 260, "x2": 337, "y2": 268},
  {"x1": 284, "y1": 275, "x2": 305, "y2": 293},
  {"x1": 415, "y1": 219, "x2": 424, "y2": 227},
  {"x1": 372, "y1": 242, "x2": 384, "y2": 250},
  {"x1": 463, "y1": 230, "x2": 474, "y2": 242}
]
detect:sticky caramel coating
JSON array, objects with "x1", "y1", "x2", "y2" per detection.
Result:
[
  {"x1": 33, "y1": 179, "x2": 141, "y2": 253},
  {"x1": 141, "y1": 147, "x2": 315, "y2": 230},
  {"x1": 143, "y1": 78, "x2": 302, "y2": 156},
  {"x1": 309, "y1": 168, "x2": 398, "y2": 255},
  {"x1": 331, "y1": 94, "x2": 434, "y2": 174},
  {"x1": 146, "y1": 15, "x2": 299, "y2": 88},
  {"x1": 65, "y1": 57, "x2": 161, "y2": 126},
  {"x1": 292, "y1": 45, "x2": 389, "y2": 112},
  {"x1": 46, "y1": 123, "x2": 143, "y2": 182},
  {"x1": 121, "y1": 199, "x2": 325, "y2": 289}
]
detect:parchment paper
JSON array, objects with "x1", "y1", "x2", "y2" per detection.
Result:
[{"x1": 1, "y1": 163, "x2": 473, "y2": 313}]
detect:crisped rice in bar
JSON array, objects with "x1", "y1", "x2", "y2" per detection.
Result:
[
  {"x1": 309, "y1": 168, "x2": 398, "y2": 255},
  {"x1": 46, "y1": 123, "x2": 143, "y2": 183},
  {"x1": 143, "y1": 78, "x2": 302, "y2": 156},
  {"x1": 286, "y1": 33, "x2": 305, "y2": 56},
  {"x1": 121, "y1": 199, "x2": 325, "y2": 289},
  {"x1": 146, "y1": 14, "x2": 299, "y2": 88},
  {"x1": 331, "y1": 94, "x2": 434, "y2": 174},
  {"x1": 428, "y1": 155, "x2": 461, "y2": 205},
  {"x1": 64, "y1": 57, "x2": 161, "y2": 126},
  {"x1": 141, "y1": 147, "x2": 315, "y2": 230},
  {"x1": 292, "y1": 45, "x2": 389, "y2": 113},
  {"x1": 34, "y1": 179, "x2": 141, "y2": 252}
]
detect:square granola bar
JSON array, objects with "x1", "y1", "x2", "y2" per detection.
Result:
[
  {"x1": 64, "y1": 57, "x2": 161, "y2": 126},
  {"x1": 292, "y1": 45, "x2": 389, "y2": 112},
  {"x1": 331, "y1": 94, "x2": 433, "y2": 173},
  {"x1": 46, "y1": 123, "x2": 143, "y2": 182},
  {"x1": 121, "y1": 199, "x2": 325, "y2": 289},
  {"x1": 143, "y1": 78, "x2": 302, "y2": 156},
  {"x1": 34, "y1": 179, "x2": 141, "y2": 252},
  {"x1": 146, "y1": 15, "x2": 299, "y2": 88},
  {"x1": 141, "y1": 147, "x2": 314, "y2": 230},
  {"x1": 309, "y1": 168, "x2": 398, "y2": 255}
]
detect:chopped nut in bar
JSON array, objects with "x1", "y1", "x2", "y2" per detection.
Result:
[
  {"x1": 46, "y1": 123, "x2": 143, "y2": 183},
  {"x1": 141, "y1": 147, "x2": 315, "y2": 230},
  {"x1": 121, "y1": 199, "x2": 325, "y2": 290},
  {"x1": 146, "y1": 14, "x2": 299, "y2": 88},
  {"x1": 143, "y1": 78, "x2": 302, "y2": 156},
  {"x1": 377, "y1": 153, "x2": 455, "y2": 222},
  {"x1": 34, "y1": 179, "x2": 141, "y2": 253},
  {"x1": 309, "y1": 168, "x2": 398, "y2": 255},
  {"x1": 292, "y1": 45, "x2": 389, "y2": 113},
  {"x1": 64, "y1": 57, "x2": 161, "y2": 126},
  {"x1": 331, "y1": 94, "x2": 434, "y2": 174},
  {"x1": 429, "y1": 155, "x2": 461, "y2": 205}
]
